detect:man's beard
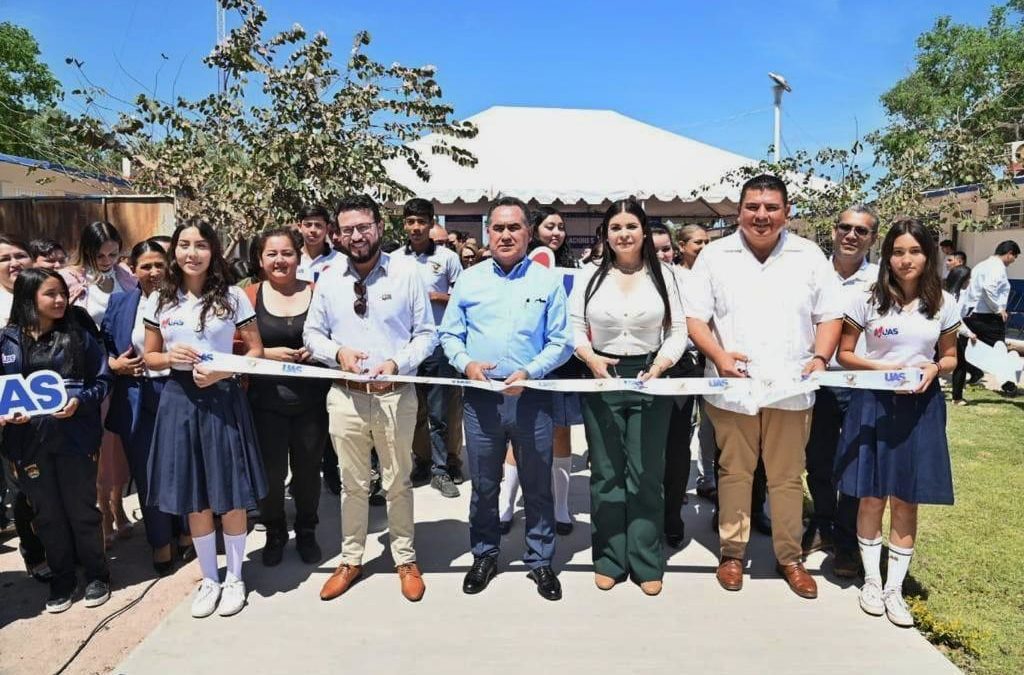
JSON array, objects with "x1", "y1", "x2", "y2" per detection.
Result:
[{"x1": 338, "y1": 238, "x2": 381, "y2": 263}]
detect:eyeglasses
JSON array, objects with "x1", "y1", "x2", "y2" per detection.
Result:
[
  {"x1": 837, "y1": 223, "x2": 873, "y2": 238},
  {"x1": 354, "y1": 280, "x2": 367, "y2": 317},
  {"x1": 338, "y1": 223, "x2": 376, "y2": 238}
]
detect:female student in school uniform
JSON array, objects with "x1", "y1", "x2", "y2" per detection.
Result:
[
  {"x1": 835, "y1": 218, "x2": 960, "y2": 628},
  {"x1": 570, "y1": 199, "x2": 686, "y2": 596},
  {"x1": 143, "y1": 219, "x2": 266, "y2": 618},
  {"x1": 102, "y1": 238, "x2": 192, "y2": 576},
  {"x1": 61, "y1": 221, "x2": 139, "y2": 546},
  {"x1": 244, "y1": 227, "x2": 329, "y2": 567},
  {"x1": 0, "y1": 268, "x2": 113, "y2": 613}
]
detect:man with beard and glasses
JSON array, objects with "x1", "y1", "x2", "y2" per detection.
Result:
[
  {"x1": 304, "y1": 194, "x2": 437, "y2": 603},
  {"x1": 439, "y1": 196, "x2": 572, "y2": 601}
]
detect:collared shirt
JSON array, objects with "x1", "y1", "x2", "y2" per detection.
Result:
[
  {"x1": 303, "y1": 252, "x2": 437, "y2": 375},
  {"x1": 390, "y1": 240, "x2": 462, "y2": 325},
  {"x1": 963, "y1": 255, "x2": 1010, "y2": 314},
  {"x1": 570, "y1": 262, "x2": 687, "y2": 365},
  {"x1": 831, "y1": 256, "x2": 879, "y2": 368},
  {"x1": 684, "y1": 229, "x2": 843, "y2": 413},
  {"x1": 296, "y1": 247, "x2": 340, "y2": 283},
  {"x1": 143, "y1": 287, "x2": 256, "y2": 371},
  {"x1": 845, "y1": 290, "x2": 961, "y2": 366},
  {"x1": 439, "y1": 256, "x2": 572, "y2": 380}
]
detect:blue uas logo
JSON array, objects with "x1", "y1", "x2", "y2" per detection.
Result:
[
  {"x1": 0, "y1": 371, "x2": 69, "y2": 418},
  {"x1": 884, "y1": 371, "x2": 907, "y2": 384}
]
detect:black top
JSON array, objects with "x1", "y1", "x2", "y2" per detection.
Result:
[{"x1": 247, "y1": 283, "x2": 330, "y2": 409}]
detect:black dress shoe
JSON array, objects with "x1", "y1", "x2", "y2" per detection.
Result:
[
  {"x1": 555, "y1": 521, "x2": 573, "y2": 536},
  {"x1": 527, "y1": 565, "x2": 562, "y2": 601},
  {"x1": 153, "y1": 559, "x2": 175, "y2": 577},
  {"x1": 498, "y1": 519, "x2": 512, "y2": 535},
  {"x1": 410, "y1": 461, "x2": 431, "y2": 486},
  {"x1": 463, "y1": 556, "x2": 498, "y2": 594},
  {"x1": 751, "y1": 511, "x2": 773, "y2": 536},
  {"x1": 262, "y1": 528, "x2": 288, "y2": 567},
  {"x1": 665, "y1": 531, "x2": 685, "y2": 549},
  {"x1": 295, "y1": 528, "x2": 322, "y2": 564}
]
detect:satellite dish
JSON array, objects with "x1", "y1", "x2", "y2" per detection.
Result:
[{"x1": 769, "y1": 72, "x2": 792, "y2": 92}]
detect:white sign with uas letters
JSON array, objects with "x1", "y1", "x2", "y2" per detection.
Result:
[{"x1": 0, "y1": 371, "x2": 70, "y2": 418}]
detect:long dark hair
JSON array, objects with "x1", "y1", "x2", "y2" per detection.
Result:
[
  {"x1": 583, "y1": 199, "x2": 672, "y2": 329},
  {"x1": 158, "y1": 219, "x2": 236, "y2": 332},
  {"x1": 74, "y1": 221, "x2": 123, "y2": 271},
  {"x1": 9, "y1": 268, "x2": 84, "y2": 378},
  {"x1": 529, "y1": 206, "x2": 576, "y2": 268},
  {"x1": 871, "y1": 218, "x2": 944, "y2": 318}
]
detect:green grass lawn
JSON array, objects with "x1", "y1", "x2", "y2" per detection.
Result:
[{"x1": 907, "y1": 388, "x2": 1024, "y2": 674}]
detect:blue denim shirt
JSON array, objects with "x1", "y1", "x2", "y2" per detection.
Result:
[{"x1": 439, "y1": 256, "x2": 572, "y2": 380}]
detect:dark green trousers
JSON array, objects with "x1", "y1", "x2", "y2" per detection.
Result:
[{"x1": 582, "y1": 354, "x2": 671, "y2": 582}]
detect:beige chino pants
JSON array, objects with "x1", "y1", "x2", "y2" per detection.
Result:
[
  {"x1": 704, "y1": 403, "x2": 812, "y2": 565},
  {"x1": 327, "y1": 383, "x2": 418, "y2": 566}
]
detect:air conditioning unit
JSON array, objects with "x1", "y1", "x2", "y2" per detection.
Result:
[{"x1": 1010, "y1": 141, "x2": 1024, "y2": 177}]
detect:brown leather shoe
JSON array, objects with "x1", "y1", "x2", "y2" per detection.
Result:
[
  {"x1": 716, "y1": 557, "x2": 743, "y2": 591},
  {"x1": 777, "y1": 561, "x2": 818, "y2": 599},
  {"x1": 397, "y1": 562, "x2": 425, "y2": 602},
  {"x1": 320, "y1": 563, "x2": 362, "y2": 600}
]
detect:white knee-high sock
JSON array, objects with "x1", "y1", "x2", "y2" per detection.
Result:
[
  {"x1": 858, "y1": 535, "x2": 883, "y2": 584},
  {"x1": 193, "y1": 531, "x2": 220, "y2": 583},
  {"x1": 498, "y1": 463, "x2": 519, "y2": 522},
  {"x1": 552, "y1": 456, "x2": 572, "y2": 523},
  {"x1": 224, "y1": 532, "x2": 247, "y2": 583},
  {"x1": 884, "y1": 543, "x2": 914, "y2": 594}
]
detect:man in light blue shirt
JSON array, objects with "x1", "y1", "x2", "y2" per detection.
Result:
[
  {"x1": 304, "y1": 194, "x2": 436, "y2": 604},
  {"x1": 439, "y1": 196, "x2": 572, "y2": 601}
]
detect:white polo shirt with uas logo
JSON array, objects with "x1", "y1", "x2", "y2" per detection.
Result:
[{"x1": 844, "y1": 289, "x2": 961, "y2": 366}]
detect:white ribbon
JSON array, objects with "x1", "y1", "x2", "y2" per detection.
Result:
[{"x1": 198, "y1": 352, "x2": 923, "y2": 411}]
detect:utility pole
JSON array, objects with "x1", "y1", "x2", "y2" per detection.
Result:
[
  {"x1": 216, "y1": 1, "x2": 227, "y2": 93},
  {"x1": 768, "y1": 72, "x2": 791, "y2": 163}
]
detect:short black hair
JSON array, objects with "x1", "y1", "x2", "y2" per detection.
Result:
[
  {"x1": 954, "y1": 251, "x2": 967, "y2": 264},
  {"x1": 739, "y1": 174, "x2": 788, "y2": 205},
  {"x1": 451, "y1": 230, "x2": 466, "y2": 243},
  {"x1": 28, "y1": 238, "x2": 65, "y2": 259},
  {"x1": 995, "y1": 240, "x2": 1021, "y2": 256},
  {"x1": 335, "y1": 194, "x2": 381, "y2": 223},
  {"x1": 487, "y1": 196, "x2": 531, "y2": 227},
  {"x1": 297, "y1": 204, "x2": 330, "y2": 222},
  {"x1": 402, "y1": 198, "x2": 434, "y2": 221},
  {"x1": 940, "y1": 239, "x2": 954, "y2": 249}
]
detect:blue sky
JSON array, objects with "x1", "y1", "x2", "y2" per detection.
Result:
[{"x1": 5, "y1": 0, "x2": 995, "y2": 162}]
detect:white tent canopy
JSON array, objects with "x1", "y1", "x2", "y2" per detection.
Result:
[{"x1": 385, "y1": 106, "x2": 775, "y2": 207}]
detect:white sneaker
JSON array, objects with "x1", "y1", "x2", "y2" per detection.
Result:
[
  {"x1": 217, "y1": 577, "x2": 246, "y2": 617},
  {"x1": 884, "y1": 589, "x2": 914, "y2": 627},
  {"x1": 191, "y1": 578, "x2": 221, "y2": 618},
  {"x1": 858, "y1": 579, "x2": 884, "y2": 616}
]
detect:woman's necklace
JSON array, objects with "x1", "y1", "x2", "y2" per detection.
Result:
[{"x1": 613, "y1": 260, "x2": 644, "y2": 275}]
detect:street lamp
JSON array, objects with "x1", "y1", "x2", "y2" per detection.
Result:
[{"x1": 769, "y1": 72, "x2": 791, "y2": 163}]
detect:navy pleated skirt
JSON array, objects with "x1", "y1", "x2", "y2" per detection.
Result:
[
  {"x1": 147, "y1": 371, "x2": 268, "y2": 515},
  {"x1": 551, "y1": 392, "x2": 584, "y2": 427},
  {"x1": 835, "y1": 382, "x2": 954, "y2": 505}
]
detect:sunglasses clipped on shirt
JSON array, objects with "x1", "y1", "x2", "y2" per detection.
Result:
[
  {"x1": 354, "y1": 280, "x2": 368, "y2": 317},
  {"x1": 836, "y1": 222, "x2": 874, "y2": 238}
]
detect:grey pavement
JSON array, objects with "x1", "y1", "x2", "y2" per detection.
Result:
[{"x1": 118, "y1": 428, "x2": 959, "y2": 675}]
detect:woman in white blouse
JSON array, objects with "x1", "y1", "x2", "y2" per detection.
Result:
[{"x1": 570, "y1": 200, "x2": 686, "y2": 596}]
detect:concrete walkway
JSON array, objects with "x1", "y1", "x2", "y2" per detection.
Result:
[{"x1": 118, "y1": 429, "x2": 958, "y2": 675}]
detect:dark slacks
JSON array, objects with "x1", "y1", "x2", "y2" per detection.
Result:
[
  {"x1": 3, "y1": 459, "x2": 47, "y2": 566},
  {"x1": 463, "y1": 388, "x2": 554, "y2": 569},
  {"x1": 583, "y1": 359, "x2": 672, "y2": 582},
  {"x1": 663, "y1": 395, "x2": 696, "y2": 537},
  {"x1": 16, "y1": 449, "x2": 108, "y2": 595},
  {"x1": 253, "y1": 403, "x2": 329, "y2": 532},
  {"x1": 804, "y1": 386, "x2": 858, "y2": 554},
  {"x1": 413, "y1": 345, "x2": 463, "y2": 475},
  {"x1": 951, "y1": 334, "x2": 984, "y2": 400}
]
